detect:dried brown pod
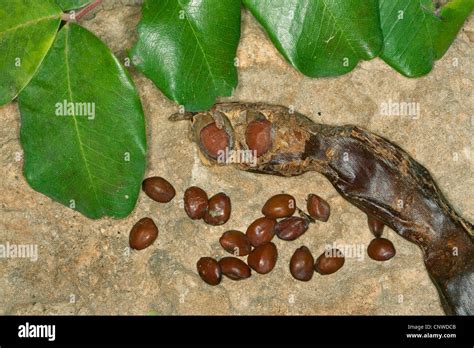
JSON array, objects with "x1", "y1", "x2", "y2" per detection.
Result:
[{"x1": 172, "y1": 102, "x2": 474, "y2": 315}]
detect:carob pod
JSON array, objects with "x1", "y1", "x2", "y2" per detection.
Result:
[{"x1": 171, "y1": 103, "x2": 474, "y2": 316}]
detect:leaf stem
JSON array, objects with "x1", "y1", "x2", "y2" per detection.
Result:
[{"x1": 75, "y1": 0, "x2": 103, "y2": 21}]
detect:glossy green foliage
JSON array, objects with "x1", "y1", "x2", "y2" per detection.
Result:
[
  {"x1": 55, "y1": 0, "x2": 91, "y2": 11},
  {"x1": 379, "y1": 0, "x2": 474, "y2": 77},
  {"x1": 0, "y1": 0, "x2": 62, "y2": 105},
  {"x1": 131, "y1": 0, "x2": 472, "y2": 104},
  {"x1": 19, "y1": 23, "x2": 147, "y2": 219},
  {"x1": 243, "y1": 0, "x2": 383, "y2": 77},
  {"x1": 130, "y1": 0, "x2": 241, "y2": 111}
]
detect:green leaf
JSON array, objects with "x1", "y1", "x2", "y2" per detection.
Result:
[
  {"x1": 19, "y1": 23, "x2": 147, "y2": 219},
  {"x1": 243, "y1": 0, "x2": 383, "y2": 77},
  {"x1": 379, "y1": 0, "x2": 474, "y2": 77},
  {"x1": 433, "y1": 0, "x2": 474, "y2": 59},
  {"x1": 0, "y1": 0, "x2": 62, "y2": 106},
  {"x1": 55, "y1": 0, "x2": 91, "y2": 11},
  {"x1": 130, "y1": 0, "x2": 241, "y2": 111}
]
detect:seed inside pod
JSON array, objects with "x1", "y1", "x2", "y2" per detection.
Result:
[
  {"x1": 199, "y1": 122, "x2": 230, "y2": 159},
  {"x1": 290, "y1": 246, "x2": 314, "y2": 281},
  {"x1": 245, "y1": 119, "x2": 273, "y2": 157},
  {"x1": 367, "y1": 238, "x2": 396, "y2": 261},
  {"x1": 314, "y1": 248, "x2": 345, "y2": 275},
  {"x1": 262, "y1": 194, "x2": 296, "y2": 218},
  {"x1": 174, "y1": 103, "x2": 474, "y2": 316},
  {"x1": 306, "y1": 194, "x2": 330, "y2": 222}
]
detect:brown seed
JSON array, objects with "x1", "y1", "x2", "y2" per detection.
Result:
[
  {"x1": 129, "y1": 217, "x2": 158, "y2": 250},
  {"x1": 247, "y1": 242, "x2": 278, "y2": 274},
  {"x1": 199, "y1": 122, "x2": 230, "y2": 159},
  {"x1": 142, "y1": 177, "x2": 176, "y2": 203},
  {"x1": 261, "y1": 194, "x2": 296, "y2": 218},
  {"x1": 290, "y1": 246, "x2": 314, "y2": 281},
  {"x1": 203, "y1": 192, "x2": 231, "y2": 225},
  {"x1": 314, "y1": 248, "x2": 345, "y2": 275},
  {"x1": 219, "y1": 257, "x2": 251, "y2": 280},
  {"x1": 219, "y1": 230, "x2": 252, "y2": 256},
  {"x1": 367, "y1": 238, "x2": 396, "y2": 261},
  {"x1": 183, "y1": 186, "x2": 208, "y2": 220},
  {"x1": 246, "y1": 217, "x2": 276, "y2": 247},
  {"x1": 306, "y1": 194, "x2": 330, "y2": 222},
  {"x1": 275, "y1": 216, "x2": 309, "y2": 241},
  {"x1": 196, "y1": 257, "x2": 222, "y2": 286},
  {"x1": 367, "y1": 215, "x2": 385, "y2": 238},
  {"x1": 245, "y1": 119, "x2": 273, "y2": 157}
]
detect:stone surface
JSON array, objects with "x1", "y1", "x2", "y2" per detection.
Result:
[{"x1": 0, "y1": 4, "x2": 472, "y2": 315}]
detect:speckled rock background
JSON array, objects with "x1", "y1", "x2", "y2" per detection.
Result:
[{"x1": 0, "y1": 2, "x2": 472, "y2": 315}]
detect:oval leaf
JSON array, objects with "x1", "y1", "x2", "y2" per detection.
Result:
[
  {"x1": 19, "y1": 23, "x2": 147, "y2": 219},
  {"x1": 130, "y1": 0, "x2": 241, "y2": 111},
  {"x1": 0, "y1": 0, "x2": 62, "y2": 106},
  {"x1": 433, "y1": 0, "x2": 474, "y2": 59},
  {"x1": 55, "y1": 0, "x2": 91, "y2": 11},
  {"x1": 243, "y1": 0, "x2": 383, "y2": 77},
  {"x1": 379, "y1": 0, "x2": 474, "y2": 77}
]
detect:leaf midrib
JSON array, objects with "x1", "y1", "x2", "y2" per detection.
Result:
[
  {"x1": 64, "y1": 25, "x2": 101, "y2": 210},
  {"x1": 176, "y1": 0, "x2": 218, "y2": 91},
  {"x1": 319, "y1": 0, "x2": 358, "y2": 57},
  {"x1": 382, "y1": 1, "x2": 436, "y2": 65},
  {"x1": 0, "y1": 15, "x2": 59, "y2": 38}
]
